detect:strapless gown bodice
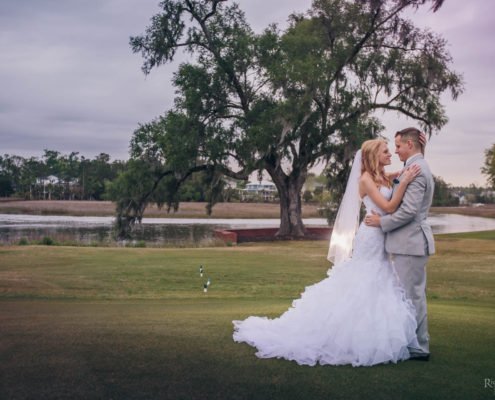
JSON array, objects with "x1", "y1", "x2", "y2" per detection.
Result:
[
  {"x1": 352, "y1": 186, "x2": 392, "y2": 262},
  {"x1": 363, "y1": 186, "x2": 392, "y2": 216}
]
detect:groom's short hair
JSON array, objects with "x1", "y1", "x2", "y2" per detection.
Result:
[{"x1": 395, "y1": 127, "x2": 422, "y2": 150}]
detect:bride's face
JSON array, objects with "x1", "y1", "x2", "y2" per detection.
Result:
[{"x1": 378, "y1": 143, "x2": 392, "y2": 166}]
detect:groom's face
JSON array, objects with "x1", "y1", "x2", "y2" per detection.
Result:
[{"x1": 394, "y1": 136, "x2": 410, "y2": 162}]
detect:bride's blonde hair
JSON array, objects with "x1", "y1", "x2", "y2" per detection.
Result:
[{"x1": 361, "y1": 139, "x2": 389, "y2": 187}]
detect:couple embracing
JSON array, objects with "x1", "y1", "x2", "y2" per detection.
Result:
[{"x1": 233, "y1": 127, "x2": 434, "y2": 366}]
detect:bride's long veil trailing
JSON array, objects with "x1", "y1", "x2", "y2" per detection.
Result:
[{"x1": 327, "y1": 149, "x2": 362, "y2": 266}]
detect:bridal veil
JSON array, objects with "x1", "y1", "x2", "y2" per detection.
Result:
[{"x1": 327, "y1": 149, "x2": 362, "y2": 266}]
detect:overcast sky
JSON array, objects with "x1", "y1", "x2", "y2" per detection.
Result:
[{"x1": 0, "y1": 0, "x2": 493, "y2": 186}]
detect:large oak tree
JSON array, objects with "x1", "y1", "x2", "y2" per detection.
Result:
[{"x1": 111, "y1": 0, "x2": 462, "y2": 238}]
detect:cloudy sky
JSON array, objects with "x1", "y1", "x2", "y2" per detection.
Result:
[{"x1": 0, "y1": 0, "x2": 493, "y2": 186}]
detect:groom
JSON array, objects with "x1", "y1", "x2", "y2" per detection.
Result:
[{"x1": 365, "y1": 127, "x2": 435, "y2": 361}]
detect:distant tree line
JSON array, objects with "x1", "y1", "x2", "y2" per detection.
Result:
[
  {"x1": 0, "y1": 150, "x2": 242, "y2": 202},
  {"x1": 1, "y1": 150, "x2": 492, "y2": 206},
  {"x1": 0, "y1": 151, "x2": 126, "y2": 200},
  {"x1": 449, "y1": 183, "x2": 495, "y2": 205},
  {"x1": 432, "y1": 176, "x2": 459, "y2": 206},
  {"x1": 431, "y1": 143, "x2": 495, "y2": 206}
]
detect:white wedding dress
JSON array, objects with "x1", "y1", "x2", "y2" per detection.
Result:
[{"x1": 233, "y1": 186, "x2": 419, "y2": 367}]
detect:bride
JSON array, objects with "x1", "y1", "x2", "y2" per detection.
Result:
[{"x1": 233, "y1": 138, "x2": 424, "y2": 367}]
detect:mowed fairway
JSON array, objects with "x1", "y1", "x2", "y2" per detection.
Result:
[{"x1": 0, "y1": 232, "x2": 494, "y2": 399}]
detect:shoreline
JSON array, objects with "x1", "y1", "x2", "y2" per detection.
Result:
[
  {"x1": 429, "y1": 205, "x2": 495, "y2": 219},
  {"x1": 0, "y1": 199, "x2": 319, "y2": 219},
  {"x1": 0, "y1": 199, "x2": 494, "y2": 219}
]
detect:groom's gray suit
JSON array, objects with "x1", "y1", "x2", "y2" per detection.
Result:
[{"x1": 380, "y1": 153, "x2": 435, "y2": 356}]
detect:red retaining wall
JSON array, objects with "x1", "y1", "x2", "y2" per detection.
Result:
[{"x1": 213, "y1": 226, "x2": 332, "y2": 244}]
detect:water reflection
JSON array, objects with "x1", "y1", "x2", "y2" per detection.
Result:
[
  {"x1": 0, "y1": 214, "x2": 228, "y2": 245},
  {"x1": 426, "y1": 213, "x2": 495, "y2": 234},
  {"x1": 0, "y1": 213, "x2": 494, "y2": 245}
]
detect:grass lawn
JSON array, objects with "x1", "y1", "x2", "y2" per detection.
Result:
[{"x1": 0, "y1": 232, "x2": 494, "y2": 399}]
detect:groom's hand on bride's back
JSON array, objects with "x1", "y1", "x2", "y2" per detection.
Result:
[{"x1": 364, "y1": 211, "x2": 381, "y2": 227}]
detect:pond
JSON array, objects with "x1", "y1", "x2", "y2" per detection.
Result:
[{"x1": 1, "y1": 213, "x2": 494, "y2": 246}]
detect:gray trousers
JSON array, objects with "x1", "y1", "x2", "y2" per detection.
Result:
[{"x1": 393, "y1": 253, "x2": 430, "y2": 355}]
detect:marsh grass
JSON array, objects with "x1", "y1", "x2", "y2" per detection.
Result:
[
  {"x1": 430, "y1": 204, "x2": 495, "y2": 218},
  {"x1": 0, "y1": 232, "x2": 494, "y2": 399},
  {"x1": 0, "y1": 200, "x2": 320, "y2": 218},
  {"x1": 2, "y1": 199, "x2": 494, "y2": 219}
]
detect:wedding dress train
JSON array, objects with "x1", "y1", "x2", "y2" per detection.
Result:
[{"x1": 233, "y1": 186, "x2": 419, "y2": 367}]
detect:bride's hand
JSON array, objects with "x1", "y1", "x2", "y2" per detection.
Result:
[
  {"x1": 401, "y1": 164, "x2": 421, "y2": 184},
  {"x1": 419, "y1": 132, "x2": 426, "y2": 154},
  {"x1": 386, "y1": 171, "x2": 401, "y2": 181}
]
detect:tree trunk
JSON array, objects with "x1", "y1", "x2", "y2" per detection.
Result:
[{"x1": 266, "y1": 164, "x2": 308, "y2": 238}]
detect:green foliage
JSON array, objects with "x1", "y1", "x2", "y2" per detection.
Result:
[
  {"x1": 302, "y1": 189, "x2": 313, "y2": 203},
  {"x1": 0, "y1": 151, "x2": 125, "y2": 200},
  {"x1": 0, "y1": 173, "x2": 14, "y2": 197},
  {"x1": 81, "y1": 153, "x2": 124, "y2": 200},
  {"x1": 449, "y1": 183, "x2": 495, "y2": 204},
  {"x1": 432, "y1": 175, "x2": 459, "y2": 206},
  {"x1": 41, "y1": 236, "x2": 54, "y2": 246},
  {"x1": 135, "y1": 240, "x2": 147, "y2": 248},
  {"x1": 17, "y1": 237, "x2": 28, "y2": 246},
  {"x1": 482, "y1": 143, "x2": 495, "y2": 188}
]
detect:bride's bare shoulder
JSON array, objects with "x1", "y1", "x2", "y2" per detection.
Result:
[
  {"x1": 359, "y1": 171, "x2": 373, "y2": 185},
  {"x1": 359, "y1": 172, "x2": 375, "y2": 198}
]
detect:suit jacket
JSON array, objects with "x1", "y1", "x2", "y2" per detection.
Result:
[{"x1": 380, "y1": 153, "x2": 435, "y2": 256}]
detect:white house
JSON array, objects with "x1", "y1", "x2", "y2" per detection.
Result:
[
  {"x1": 242, "y1": 180, "x2": 277, "y2": 200},
  {"x1": 36, "y1": 175, "x2": 78, "y2": 187},
  {"x1": 36, "y1": 175, "x2": 59, "y2": 186}
]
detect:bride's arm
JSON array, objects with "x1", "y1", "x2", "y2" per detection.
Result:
[
  {"x1": 385, "y1": 171, "x2": 401, "y2": 182},
  {"x1": 359, "y1": 166, "x2": 421, "y2": 214}
]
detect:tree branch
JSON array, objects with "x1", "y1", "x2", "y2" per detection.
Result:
[
  {"x1": 329, "y1": 1, "x2": 412, "y2": 86},
  {"x1": 201, "y1": 0, "x2": 221, "y2": 23},
  {"x1": 372, "y1": 103, "x2": 431, "y2": 126},
  {"x1": 185, "y1": 0, "x2": 250, "y2": 112},
  {"x1": 384, "y1": 84, "x2": 415, "y2": 105}
]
